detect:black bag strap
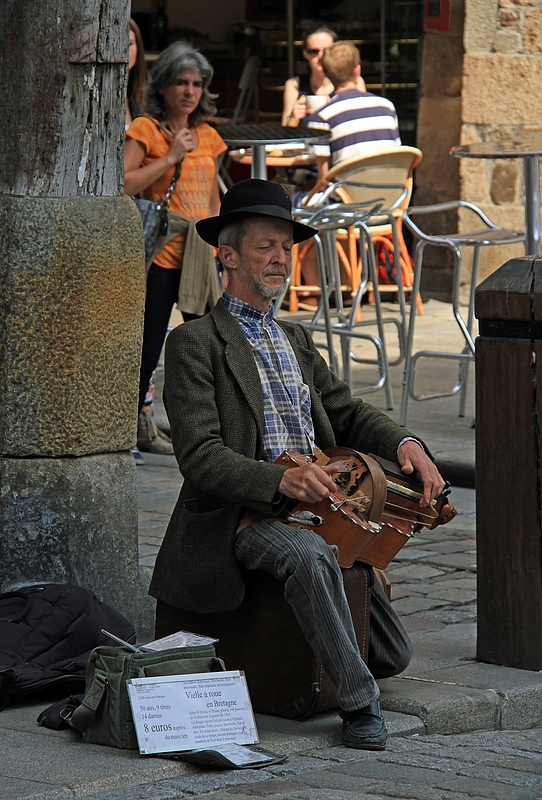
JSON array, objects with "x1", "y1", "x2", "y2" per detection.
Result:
[
  {"x1": 149, "y1": 116, "x2": 182, "y2": 209},
  {"x1": 37, "y1": 693, "x2": 84, "y2": 730}
]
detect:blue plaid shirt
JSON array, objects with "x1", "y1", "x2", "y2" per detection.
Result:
[{"x1": 222, "y1": 293, "x2": 316, "y2": 463}]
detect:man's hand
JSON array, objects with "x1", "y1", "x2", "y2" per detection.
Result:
[
  {"x1": 279, "y1": 463, "x2": 340, "y2": 504},
  {"x1": 397, "y1": 441, "x2": 446, "y2": 506}
]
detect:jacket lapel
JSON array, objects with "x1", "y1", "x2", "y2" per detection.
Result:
[{"x1": 211, "y1": 301, "x2": 265, "y2": 446}]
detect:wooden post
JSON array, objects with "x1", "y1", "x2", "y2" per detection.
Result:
[
  {"x1": 0, "y1": 0, "x2": 127, "y2": 197},
  {"x1": 475, "y1": 256, "x2": 542, "y2": 670}
]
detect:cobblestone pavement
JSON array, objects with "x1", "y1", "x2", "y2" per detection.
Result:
[
  {"x1": 193, "y1": 729, "x2": 542, "y2": 800},
  {"x1": 77, "y1": 728, "x2": 542, "y2": 800},
  {"x1": 385, "y1": 485, "x2": 476, "y2": 637},
  {"x1": 137, "y1": 451, "x2": 181, "y2": 571}
]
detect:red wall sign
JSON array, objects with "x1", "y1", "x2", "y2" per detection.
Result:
[{"x1": 425, "y1": 0, "x2": 451, "y2": 33}]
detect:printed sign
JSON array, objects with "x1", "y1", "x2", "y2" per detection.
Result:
[{"x1": 127, "y1": 670, "x2": 258, "y2": 755}]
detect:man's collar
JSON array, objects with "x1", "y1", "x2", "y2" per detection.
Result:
[
  {"x1": 222, "y1": 292, "x2": 275, "y2": 323},
  {"x1": 334, "y1": 82, "x2": 361, "y2": 94}
]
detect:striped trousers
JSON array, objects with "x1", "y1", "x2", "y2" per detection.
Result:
[{"x1": 235, "y1": 519, "x2": 412, "y2": 712}]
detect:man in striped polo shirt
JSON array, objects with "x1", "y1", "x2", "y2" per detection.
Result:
[{"x1": 307, "y1": 40, "x2": 401, "y2": 181}]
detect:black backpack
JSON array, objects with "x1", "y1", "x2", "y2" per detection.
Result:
[{"x1": 0, "y1": 583, "x2": 136, "y2": 710}]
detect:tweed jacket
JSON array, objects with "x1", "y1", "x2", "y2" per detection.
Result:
[{"x1": 149, "y1": 299, "x2": 417, "y2": 614}]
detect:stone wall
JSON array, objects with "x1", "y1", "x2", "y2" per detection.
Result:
[
  {"x1": 459, "y1": 0, "x2": 542, "y2": 282},
  {"x1": 414, "y1": 0, "x2": 465, "y2": 300}
]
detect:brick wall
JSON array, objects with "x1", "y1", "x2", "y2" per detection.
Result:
[
  {"x1": 415, "y1": 0, "x2": 542, "y2": 299},
  {"x1": 459, "y1": 0, "x2": 542, "y2": 284}
]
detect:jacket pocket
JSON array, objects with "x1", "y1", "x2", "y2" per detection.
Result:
[
  {"x1": 183, "y1": 497, "x2": 225, "y2": 514},
  {"x1": 181, "y1": 499, "x2": 233, "y2": 564}
]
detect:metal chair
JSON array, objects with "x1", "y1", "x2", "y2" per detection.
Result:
[
  {"x1": 287, "y1": 146, "x2": 423, "y2": 333},
  {"x1": 399, "y1": 200, "x2": 526, "y2": 426},
  {"x1": 281, "y1": 176, "x2": 412, "y2": 402}
]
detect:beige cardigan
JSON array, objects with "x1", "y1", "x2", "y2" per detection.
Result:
[{"x1": 154, "y1": 212, "x2": 222, "y2": 317}]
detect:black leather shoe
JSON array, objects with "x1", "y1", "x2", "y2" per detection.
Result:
[{"x1": 340, "y1": 701, "x2": 388, "y2": 750}]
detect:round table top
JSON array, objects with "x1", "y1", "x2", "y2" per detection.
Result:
[
  {"x1": 451, "y1": 138, "x2": 542, "y2": 159},
  {"x1": 230, "y1": 150, "x2": 315, "y2": 168},
  {"x1": 214, "y1": 122, "x2": 330, "y2": 147}
]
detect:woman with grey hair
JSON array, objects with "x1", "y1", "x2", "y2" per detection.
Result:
[
  {"x1": 145, "y1": 41, "x2": 217, "y2": 122},
  {"x1": 125, "y1": 41, "x2": 226, "y2": 455}
]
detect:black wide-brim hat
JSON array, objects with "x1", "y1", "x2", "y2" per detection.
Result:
[{"x1": 196, "y1": 179, "x2": 318, "y2": 247}]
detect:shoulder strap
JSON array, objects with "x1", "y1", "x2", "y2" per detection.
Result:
[
  {"x1": 298, "y1": 73, "x2": 312, "y2": 96},
  {"x1": 145, "y1": 116, "x2": 182, "y2": 199},
  {"x1": 68, "y1": 671, "x2": 108, "y2": 734},
  {"x1": 167, "y1": 161, "x2": 182, "y2": 197}
]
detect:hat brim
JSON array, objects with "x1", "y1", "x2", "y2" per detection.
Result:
[{"x1": 196, "y1": 206, "x2": 318, "y2": 247}]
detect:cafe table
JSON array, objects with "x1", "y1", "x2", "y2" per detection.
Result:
[
  {"x1": 451, "y1": 138, "x2": 542, "y2": 255},
  {"x1": 214, "y1": 123, "x2": 330, "y2": 181},
  {"x1": 229, "y1": 146, "x2": 316, "y2": 172}
]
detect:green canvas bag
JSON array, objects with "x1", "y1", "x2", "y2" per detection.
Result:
[{"x1": 69, "y1": 644, "x2": 225, "y2": 749}]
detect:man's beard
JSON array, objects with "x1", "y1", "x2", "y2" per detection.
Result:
[{"x1": 238, "y1": 256, "x2": 289, "y2": 299}]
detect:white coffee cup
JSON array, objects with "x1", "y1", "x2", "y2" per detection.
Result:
[{"x1": 305, "y1": 94, "x2": 328, "y2": 111}]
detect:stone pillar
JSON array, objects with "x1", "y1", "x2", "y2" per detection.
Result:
[
  {"x1": 0, "y1": 2, "x2": 152, "y2": 636},
  {"x1": 414, "y1": 0, "x2": 465, "y2": 301},
  {"x1": 459, "y1": 0, "x2": 541, "y2": 285}
]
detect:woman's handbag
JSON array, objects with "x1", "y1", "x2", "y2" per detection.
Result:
[{"x1": 132, "y1": 162, "x2": 181, "y2": 269}]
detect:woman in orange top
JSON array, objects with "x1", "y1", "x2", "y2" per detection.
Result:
[{"x1": 125, "y1": 41, "x2": 226, "y2": 447}]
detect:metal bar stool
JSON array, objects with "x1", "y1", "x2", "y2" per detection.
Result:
[
  {"x1": 288, "y1": 179, "x2": 412, "y2": 366},
  {"x1": 278, "y1": 200, "x2": 395, "y2": 408},
  {"x1": 399, "y1": 200, "x2": 526, "y2": 426},
  {"x1": 338, "y1": 214, "x2": 399, "y2": 406},
  {"x1": 325, "y1": 179, "x2": 411, "y2": 368}
]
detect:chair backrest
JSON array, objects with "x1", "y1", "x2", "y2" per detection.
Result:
[
  {"x1": 231, "y1": 56, "x2": 261, "y2": 125},
  {"x1": 321, "y1": 146, "x2": 423, "y2": 213},
  {"x1": 238, "y1": 55, "x2": 261, "y2": 91}
]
